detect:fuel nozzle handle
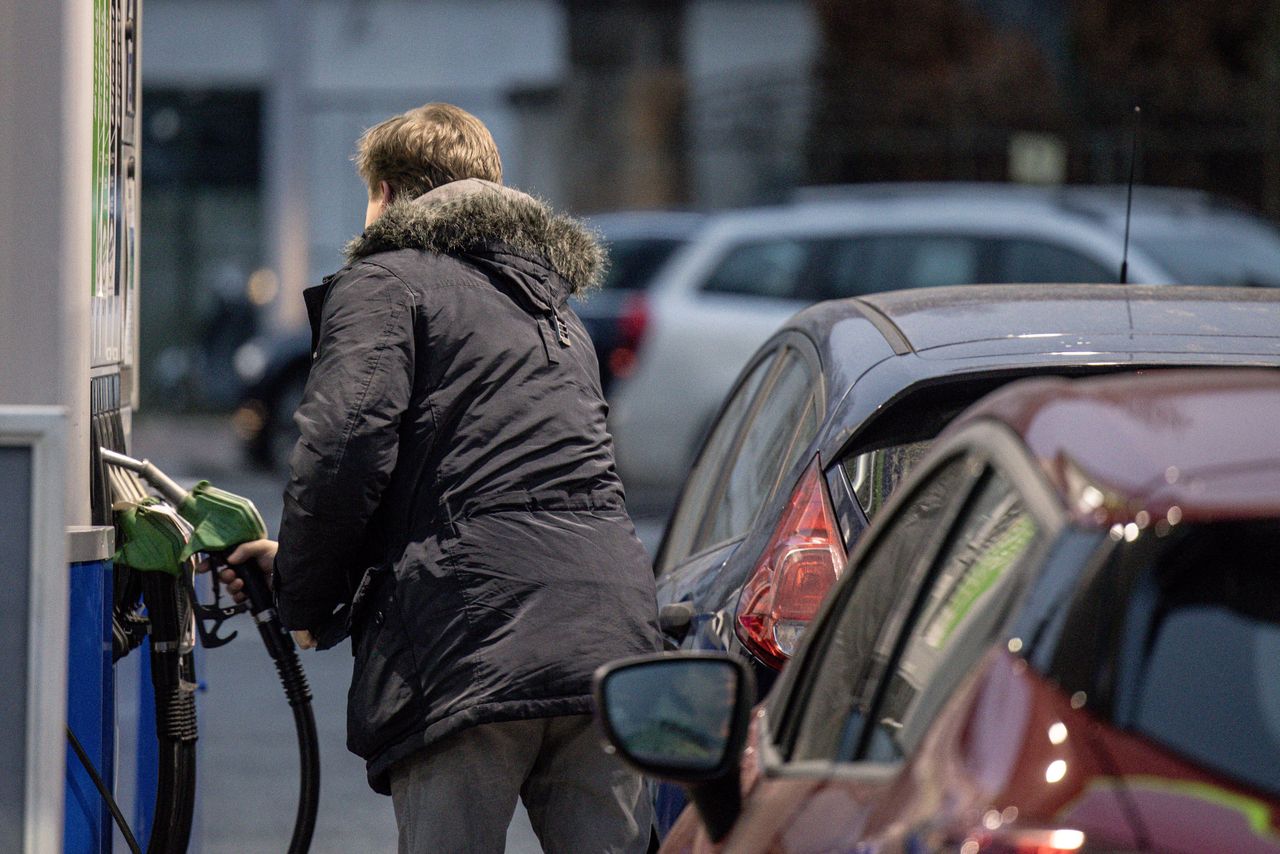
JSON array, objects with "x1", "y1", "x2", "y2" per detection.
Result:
[{"x1": 224, "y1": 556, "x2": 295, "y2": 662}]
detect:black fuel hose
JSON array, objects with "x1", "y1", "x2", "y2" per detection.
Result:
[
  {"x1": 141, "y1": 573, "x2": 197, "y2": 854},
  {"x1": 66, "y1": 724, "x2": 142, "y2": 854},
  {"x1": 229, "y1": 559, "x2": 320, "y2": 854}
]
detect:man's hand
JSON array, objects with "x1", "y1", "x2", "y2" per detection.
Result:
[{"x1": 197, "y1": 539, "x2": 316, "y2": 650}]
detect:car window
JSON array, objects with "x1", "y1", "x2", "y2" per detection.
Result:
[
  {"x1": 824, "y1": 235, "x2": 990, "y2": 298},
  {"x1": 1132, "y1": 222, "x2": 1280, "y2": 287},
  {"x1": 862, "y1": 471, "x2": 1041, "y2": 761},
  {"x1": 600, "y1": 237, "x2": 687, "y2": 291},
  {"x1": 872, "y1": 235, "x2": 987, "y2": 291},
  {"x1": 701, "y1": 240, "x2": 821, "y2": 300},
  {"x1": 845, "y1": 440, "x2": 932, "y2": 522},
  {"x1": 694, "y1": 350, "x2": 818, "y2": 553},
  {"x1": 783, "y1": 455, "x2": 976, "y2": 762},
  {"x1": 1052, "y1": 519, "x2": 1280, "y2": 797},
  {"x1": 658, "y1": 351, "x2": 776, "y2": 573},
  {"x1": 998, "y1": 239, "x2": 1114, "y2": 284}
]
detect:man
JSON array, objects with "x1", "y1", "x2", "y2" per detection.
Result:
[{"x1": 222, "y1": 103, "x2": 661, "y2": 853}]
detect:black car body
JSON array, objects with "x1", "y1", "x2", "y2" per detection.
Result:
[{"x1": 655, "y1": 284, "x2": 1280, "y2": 687}]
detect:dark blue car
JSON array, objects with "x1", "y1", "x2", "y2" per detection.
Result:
[{"x1": 648, "y1": 283, "x2": 1280, "y2": 833}]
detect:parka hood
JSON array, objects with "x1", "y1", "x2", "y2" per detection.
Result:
[{"x1": 344, "y1": 178, "x2": 606, "y2": 296}]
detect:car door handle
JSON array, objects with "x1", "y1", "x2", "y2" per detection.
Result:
[{"x1": 658, "y1": 602, "x2": 696, "y2": 647}]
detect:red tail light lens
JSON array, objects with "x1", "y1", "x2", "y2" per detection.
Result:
[
  {"x1": 735, "y1": 459, "x2": 846, "y2": 670},
  {"x1": 618, "y1": 293, "x2": 649, "y2": 346},
  {"x1": 608, "y1": 293, "x2": 649, "y2": 380}
]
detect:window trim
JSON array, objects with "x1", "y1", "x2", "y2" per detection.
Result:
[
  {"x1": 687, "y1": 334, "x2": 825, "y2": 559},
  {"x1": 653, "y1": 344, "x2": 785, "y2": 574},
  {"x1": 850, "y1": 465, "x2": 1022, "y2": 761},
  {"x1": 758, "y1": 704, "x2": 900, "y2": 782}
]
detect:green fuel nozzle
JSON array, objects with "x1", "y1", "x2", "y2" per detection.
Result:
[
  {"x1": 100, "y1": 448, "x2": 268, "y2": 558},
  {"x1": 99, "y1": 449, "x2": 321, "y2": 854},
  {"x1": 100, "y1": 448, "x2": 281, "y2": 650}
]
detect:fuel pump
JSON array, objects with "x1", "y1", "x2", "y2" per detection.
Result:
[{"x1": 101, "y1": 449, "x2": 320, "y2": 854}]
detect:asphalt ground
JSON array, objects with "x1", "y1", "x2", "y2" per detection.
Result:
[{"x1": 116, "y1": 414, "x2": 667, "y2": 853}]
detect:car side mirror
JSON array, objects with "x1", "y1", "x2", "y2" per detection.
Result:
[{"x1": 594, "y1": 653, "x2": 755, "y2": 842}]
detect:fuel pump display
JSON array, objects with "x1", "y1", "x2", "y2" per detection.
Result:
[{"x1": 101, "y1": 449, "x2": 320, "y2": 854}]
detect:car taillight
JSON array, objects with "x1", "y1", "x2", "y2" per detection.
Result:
[
  {"x1": 607, "y1": 293, "x2": 649, "y2": 380},
  {"x1": 735, "y1": 459, "x2": 846, "y2": 670}
]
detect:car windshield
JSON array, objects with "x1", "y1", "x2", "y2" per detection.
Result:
[
  {"x1": 599, "y1": 237, "x2": 686, "y2": 291},
  {"x1": 1132, "y1": 219, "x2": 1280, "y2": 287},
  {"x1": 1098, "y1": 519, "x2": 1280, "y2": 796}
]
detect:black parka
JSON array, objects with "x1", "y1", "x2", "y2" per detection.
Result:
[{"x1": 273, "y1": 179, "x2": 661, "y2": 794}]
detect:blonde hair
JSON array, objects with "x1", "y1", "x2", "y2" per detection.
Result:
[{"x1": 354, "y1": 103, "x2": 503, "y2": 201}]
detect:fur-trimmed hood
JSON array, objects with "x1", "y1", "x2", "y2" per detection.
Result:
[{"x1": 344, "y1": 179, "x2": 605, "y2": 295}]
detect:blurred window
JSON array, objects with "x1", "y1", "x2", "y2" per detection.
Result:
[
  {"x1": 998, "y1": 240, "x2": 1114, "y2": 284},
  {"x1": 601, "y1": 238, "x2": 686, "y2": 292},
  {"x1": 785, "y1": 456, "x2": 976, "y2": 762},
  {"x1": 701, "y1": 240, "x2": 819, "y2": 300},
  {"x1": 1051, "y1": 520, "x2": 1280, "y2": 796},
  {"x1": 862, "y1": 473, "x2": 1040, "y2": 761},
  {"x1": 824, "y1": 235, "x2": 990, "y2": 297},
  {"x1": 1132, "y1": 229, "x2": 1280, "y2": 287},
  {"x1": 658, "y1": 351, "x2": 776, "y2": 572},
  {"x1": 695, "y1": 350, "x2": 818, "y2": 552}
]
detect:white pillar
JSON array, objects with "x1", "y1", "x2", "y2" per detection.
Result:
[
  {"x1": 0, "y1": 0, "x2": 93, "y2": 522},
  {"x1": 265, "y1": 0, "x2": 310, "y2": 330}
]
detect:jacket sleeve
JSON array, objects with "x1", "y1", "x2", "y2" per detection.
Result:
[{"x1": 274, "y1": 262, "x2": 416, "y2": 632}]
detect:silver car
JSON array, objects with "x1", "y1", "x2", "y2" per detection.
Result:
[{"x1": 609, "y1": 183, "x2": 1280, "y2": 512}]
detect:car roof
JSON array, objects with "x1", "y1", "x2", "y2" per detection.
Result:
[
  {"x1": 788, "y1": 284, "x2": 1280, "y2": 362},
  {"x1": 791, "y1": 181, "x2": 1236, "y2": 219},
  {"x1": 711, "y1": 183, "x2": 1249, "y2": 235},
  {"x1": 950, "y1": 369, "x2": 1280, "y2": 525},
  {"x1": 855, "y1": 284, "x2": 1280, "y2": 352},
  {"x1": 772, "y1": 285, "x2": 1280, "y2": 479}
]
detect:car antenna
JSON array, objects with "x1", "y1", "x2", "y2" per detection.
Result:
[{"x1": 1119, "y1": 105, "x2": 1142, "y2": 284}]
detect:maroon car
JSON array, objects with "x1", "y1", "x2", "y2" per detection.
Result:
[{"x1": 596, "y1": 369, "x2": 1280, "y2": 853}]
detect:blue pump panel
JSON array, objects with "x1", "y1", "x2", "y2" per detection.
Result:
[{"x1": 65, "y1": 557, "x2": 115, "y2": 854}]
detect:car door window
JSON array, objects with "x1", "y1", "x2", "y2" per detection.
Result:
[
  {"x1": 658, "y1": 352, "x2": 776, "y2": 573},
  {"x1": 845, "y1": 440, "x2": 933, "y2": 522},
  {"x1": 599, "y1": 238, "x2": 686, "y2": 292},
  {"x1": 821, "y1": 237, "x2": 878, "y2": 297},
  {"x1": 872, "y1": 235, "x2": 988, "y2": 291},
  {"x1": 701, "y1": 239, "x2": 823, "y2": 300},
  {"x1": 998, "y1": 239, "x2": 1114, "y2": 284},
  {"x1": 1048, "y1": 519, "x2": 1280, "y2": 797},
  {"x1": 863, "y1": 470, "x2": 1042, "y2": 761},
  {"x1": 824, "y1": 235, "x2": 992, "y2": 297},
  {"x1": 694, "y1": 349, "x2": 818, "y2": 553},
  {"x1": 783, "y1": 455, "x2": 977, "y2": 762}
]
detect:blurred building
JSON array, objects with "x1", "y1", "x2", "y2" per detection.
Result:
[
  {"x1": 139, "y1": 0, "x2": 814, "y2": 408},
  {"x1": 808, "y1": 0, "x2": 1280, "y2": 214},
  {"x1": 139, "y1": 0, "x2": 1280, "y2": 409}
]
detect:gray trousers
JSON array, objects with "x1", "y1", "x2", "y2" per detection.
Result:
[{"x1": 389, "y1": 715, "x2": 653, "y2": 854}]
